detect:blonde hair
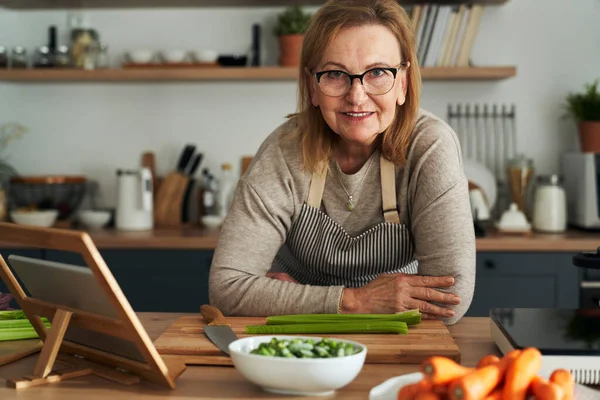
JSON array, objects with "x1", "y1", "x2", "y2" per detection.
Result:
[{"x1": 292, "y1": 0, "x2": 421, "y2": 172}]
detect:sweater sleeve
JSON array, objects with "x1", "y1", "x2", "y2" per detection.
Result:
[
  {"x1": 406, "y1": 121, "x2": 476, "y2": 325},
  {"x1": 208, "y1": 135, "x2": 343, "y2": 316}
]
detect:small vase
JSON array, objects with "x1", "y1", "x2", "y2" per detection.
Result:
[
  {"x1": 278, "y1": 34, "x2": 303, "y2": 67},
  {"x1": 578, "y1": 121, "x2": 600, "y2": 153}
]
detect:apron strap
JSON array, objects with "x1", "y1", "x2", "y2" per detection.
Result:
[
  {"x1": 307, "y1": 162, "x2": 327, "y2": 208},
  {"x1": 380, "y1": 155, "x2": 400, "y2": 224}
]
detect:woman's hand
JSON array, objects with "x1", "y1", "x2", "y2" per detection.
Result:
[
  {"x1": 341, "y1": 273, "x2": 460, "y2": 319},
  {"x1": 266, "y1": 272, "x2": 298, "y2": 283}
]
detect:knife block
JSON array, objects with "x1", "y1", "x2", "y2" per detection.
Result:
[{"x1": 154, "y1": 172, "x2": 189, "y2": 227}]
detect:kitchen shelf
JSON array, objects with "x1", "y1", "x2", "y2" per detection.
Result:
[
  {"x1": 0, "y1": 66, "x2": 516, "y2": 82},
  {"x1": 0, "y1": 0, "x2": 510, "y2": 9}
]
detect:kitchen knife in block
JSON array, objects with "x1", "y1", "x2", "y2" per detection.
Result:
[
  {"x1": 199, "y1": 305, "x2": 238, "y2": 355},
  {"x1": 141, "y1": 152, "x2": 157, "y2": 200},
  {"x1": 154, "y1": 145, "x2": 194, "y2": 227}
]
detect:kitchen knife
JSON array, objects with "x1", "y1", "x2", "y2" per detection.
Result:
[
  {"x1": 181, "y1": 153, "x2": 203, "y2": 222},
  {"x1": 200, "y1": 305, "x2": 238, "y2": 355},
  {"x1": 176, "y1": 144, "x2": 196, "y2": 174}
]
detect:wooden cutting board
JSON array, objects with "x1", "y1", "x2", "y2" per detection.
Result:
[
  {"x1": 153, "y1": 316, "x2": 460, "y2": 366},
  {"x1": 0, "y1": 339, "x2": 42, "y2": 366}
]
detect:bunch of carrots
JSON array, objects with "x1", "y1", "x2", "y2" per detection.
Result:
[{"x1": 398, "y1": 347, "x2": 575, "y2": 400}]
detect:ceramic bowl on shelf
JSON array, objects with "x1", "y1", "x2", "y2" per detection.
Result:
[
  {"x1": 162, "y1": 50, "x2": 189, "y2": 63},
  {"x1": 125, "y1": 50, "x2": 155, "y2": 64},
  {"x1": 193, "y1": 49, "x2": 218, "y2": 63},
  {"x1": 10, "y1": 210, "x2": 59, "y2": 228},
  {"x1": 78, "y1": 209, "x2": 112, "y2": 230},
  {"x1": 228, "y1": 335, "x2": 367, "y2": 396},
  {"x1": 201, "y1": 215, "x2": 223, "y2": 229}
]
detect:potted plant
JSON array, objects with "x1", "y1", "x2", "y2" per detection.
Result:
[
  {"x1": 273, "y1": 6, "x2": 312, "y2": 67},
  {"x1": 564, "y1": 79, "x2": 600, "y2": 152}
]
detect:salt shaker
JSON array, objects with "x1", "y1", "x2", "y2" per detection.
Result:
[{"x1": 532, "y1": 174, "x2": 567, "y2": 233}]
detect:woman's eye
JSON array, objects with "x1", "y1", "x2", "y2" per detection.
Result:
[
  {"x1": 325, "y1": 71, "x2": 344, "y2": 79},
  {"x1": 368, "y1": 68, "x2": 385, "y2": 78}
]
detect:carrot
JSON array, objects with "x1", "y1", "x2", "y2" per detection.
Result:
[
  {"x1": 484, "y1": 388, "x2": 503, "y2": 400},
  {"x1": 502, "y1": 347, "x2": 542, "y2": 400},
  {"x1": 531, "y1": 376, "x2": 564, "y2": 400},
  {"x1": 421, "y1": 357, "x2": 473, "y2": 385},
  {"x1": 414, "y1": 392, "x2": 441, "y2": 400},
  {"x1": 448, "y1": 350, "x2": 521, "y2": 400},
  {"x1": 398, "y1": 380, "x2": 433, "y2": 400},
  {"x1": 478, "y1": 355, "x2": 501, "y2": 368},
  {"x1": 550, "y1": 369, "x2": 575, "y2": 400}
]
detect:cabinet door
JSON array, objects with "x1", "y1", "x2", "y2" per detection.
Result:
[
  {"x1": 467, "y1": 277, "x2": 556, "y2": 317},
  {"x1": 99, "y1": 250, "x2": 213, "y2": 313}
]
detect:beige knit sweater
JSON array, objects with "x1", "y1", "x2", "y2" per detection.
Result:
[{"x1": 208, "y1": 109, "x2": 476, "y2": 325}]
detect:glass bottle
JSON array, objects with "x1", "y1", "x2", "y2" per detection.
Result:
[
  {"x1": 0, "y1": 47, "x2": 8, "y2": 68},
  {"x1": 96, "y1": 42, "x2": 109, "y2": 69},
  {"x1": 11, "y1": 47, "x2": 28, "y2": 69}
]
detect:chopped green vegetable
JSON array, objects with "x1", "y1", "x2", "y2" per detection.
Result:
[
  {"x1": 249, "y1": 337, "x2": 361, "y2": 358},
  {"x1": 245, "y1": 321, "x2": 408, "y2": 335},
  {"x1": 0, "y1": 310, "x2": 51, "y2": 341},
  {"x1": 266, "y1": 310, "x2": 421, "y2": 326}
]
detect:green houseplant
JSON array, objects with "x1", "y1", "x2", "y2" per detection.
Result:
[
  {"x1": 273, "y1": 6, "x2": 312, "y2": 67},
  {"x1": 564, "y1": 79, "x2": 600, "y2": 152}
]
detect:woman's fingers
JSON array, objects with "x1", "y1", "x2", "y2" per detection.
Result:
[
  {"x1": 407, "y1": 298, "x2": 456, "y2": 318},
  {"x1": 412, "y1": 275, "x2": 455, "y2": 287},
  {"x1": 410, "y1": 287, "x2": 461, "y2": 305}
]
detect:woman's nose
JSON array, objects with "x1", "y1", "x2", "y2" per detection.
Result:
[{"x1": 345, "y1": 78, "x2": 368, "y2": 104}]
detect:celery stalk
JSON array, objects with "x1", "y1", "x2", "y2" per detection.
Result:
[
  {"x1": 266, "y1": 310, "x2": 421, "y2": 326},
  {"x1": 0, "y1": 327, "x2": 43, "y2": 341},
  {"x1": 0, "y1": 310, "x2": 27, "y2": 320},
  {"x1": 245, "y1": 321, "x2": 408, "y2": 335}
]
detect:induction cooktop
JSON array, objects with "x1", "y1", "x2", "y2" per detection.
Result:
[{"x1": 490, "y1": 308, "x2": 600, "y2": 385}]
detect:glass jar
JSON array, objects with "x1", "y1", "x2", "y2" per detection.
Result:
[
  {"x1": 0, "y1": 47, "x2": 8, "y2": 68},
  {"x1": 55, "y1": 45, "x2": 72, "y2": 68},
  {"x1": 507, "y1": 154, "x2": 534, "y2": 216},
  {"x1": 532, "y1": 174, "x2": 567, "y2": 233},
  {"x1": 33, "y1": 46, "x2": 53, "y2": 68},
  {"x1": 82, "y1": 43, "x2": 98, "y2": 70},
  {"x1": 96, "y1": 42, "x2": 109, "y2": 69},
  {"x1": 11, "y1": 47, "x2": 28, "y2": 69}
]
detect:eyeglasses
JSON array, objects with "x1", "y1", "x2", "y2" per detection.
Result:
[{"x1": 314, "y1": 62, "x2": 409, "y2": 97}]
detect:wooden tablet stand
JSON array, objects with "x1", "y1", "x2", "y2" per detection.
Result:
[{"x1": 0, "y1": 222, "x2": 186, "y2": 389}]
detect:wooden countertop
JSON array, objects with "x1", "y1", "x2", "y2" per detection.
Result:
[
  {"x1": 1, "y1": 225, "x2": 600, "y2": 252},
  {"x1": 0, "y1": 314, "x2": 499, "y2": 399}
]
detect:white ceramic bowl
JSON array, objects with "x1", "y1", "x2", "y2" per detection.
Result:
[
  {"x1": 193, "y1": 49, "x2": 218, "y2": 63},
  {"x1": 78, "y1": 210, "x2": 111, "y2": 230},
  {"x1": 162, "y1": 50, "x2": 189, "y2": 63},
  {"x1": 127, "y1": 50, "x2": 155, "y2": 64},
  {"x1": 10, "y1": 210, "x2": 59, "y2": 228},
  {"x1": 229, "y1": 335, "x2": 367, "y2": 396},
  {"x1": 201, "y1": 215, "x2": 223, "y2": 229}
]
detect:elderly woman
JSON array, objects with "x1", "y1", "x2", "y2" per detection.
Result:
[{"x1": 209, "y1": 0, "x2": 475, "y2": 325}]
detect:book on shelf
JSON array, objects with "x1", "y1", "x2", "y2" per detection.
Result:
[{"x1": 407, "y1": 2, "x2": 485, "y2": 68}]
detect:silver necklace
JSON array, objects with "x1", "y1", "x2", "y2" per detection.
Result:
[{"x1": 336, "y1": 155, "x2": 376, "y2": 211}]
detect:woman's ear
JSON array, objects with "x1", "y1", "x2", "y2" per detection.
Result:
[{"x1": 396, "y1": 62, "x2": 410, "y2": 106}]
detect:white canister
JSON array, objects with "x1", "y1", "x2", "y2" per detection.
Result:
[{"x1": 532, "y1": 174, "x2": 567, "y2": 233}]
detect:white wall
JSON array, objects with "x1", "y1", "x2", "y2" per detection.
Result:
[{"x1": 0, "y1": 0, "x2": 599, "y2": 208}]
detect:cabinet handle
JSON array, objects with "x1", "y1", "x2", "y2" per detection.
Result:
[{"x1": 484, "y1": 260, "x2": 495, "y2": 269}]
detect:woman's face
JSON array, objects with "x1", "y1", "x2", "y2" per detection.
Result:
[{"x1": 309, "y1": 24, "x2": 408, "y2": 148}]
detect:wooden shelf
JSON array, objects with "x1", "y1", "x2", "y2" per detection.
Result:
[
  {"x1": 0, "y1": 66, "x2": 516, "y2": 82},
  {"x1": 0, "y1": 0, "x2": 510, "y2": 9}
]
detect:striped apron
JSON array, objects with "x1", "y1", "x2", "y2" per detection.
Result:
[{"x1": 274, "y1": 154, "x2": 418, "y2": 288}]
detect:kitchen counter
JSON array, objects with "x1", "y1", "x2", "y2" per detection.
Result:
[
  {"x1": 0, "y1": 314, "x2": 498, "y2": 399},
  {"x1": 2, "y1": 225, "x2": 600, "y2": 252}
]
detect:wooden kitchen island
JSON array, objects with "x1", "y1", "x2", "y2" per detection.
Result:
[{"x1": 0, "y1": 314, "x2": 498, "y2": 399}]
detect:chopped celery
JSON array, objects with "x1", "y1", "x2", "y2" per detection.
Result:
[
  {"x1": 0, "y1": 327, "x2": 43, "y2": 341},
  {"x1": 245, "y1": 321, "x2": 408, "y2": 335},
  {"x1": 0, "y1": 310, "x2": 27, "y2": 320},
  {"x1": 266, "y1": 309, "x2": 421, "y2": 326}
]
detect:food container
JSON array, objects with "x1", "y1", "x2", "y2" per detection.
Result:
[{"x1": 228, "y1": 335, "x2": 367, "y2": 396}]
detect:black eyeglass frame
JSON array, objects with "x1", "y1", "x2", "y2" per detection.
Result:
[{"x1": 313, "y1": 61, "x2": 409, "y2": 97}]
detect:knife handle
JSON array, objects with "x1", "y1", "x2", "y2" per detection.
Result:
[{"x1": 200, "y1": 305, "x2": 230, "y2": 326}]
